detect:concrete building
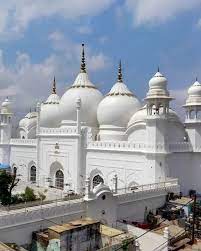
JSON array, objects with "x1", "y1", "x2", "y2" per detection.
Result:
[{"x1": 32, "y1": 218, "x2": 135, "y2": 251}]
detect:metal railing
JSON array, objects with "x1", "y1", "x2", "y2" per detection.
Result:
[{"x1": 113, "y1": 178, "x2": 179, "y2": 195}]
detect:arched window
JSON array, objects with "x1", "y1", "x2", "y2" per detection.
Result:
[
  {"x1": 93, "y1": 175, "x2": 104, "y2": 188},
  {"x1": 13, "y1": 166, "x2": 17, "y2": 176},
  {"x1": 55, "y1": 170, "x2": 64, "y2": 189},
  {"x1": 30, "y1": 166, "x2": 36, "y2": 183}
]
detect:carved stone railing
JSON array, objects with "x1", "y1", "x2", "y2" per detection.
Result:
[
  {"x1": 39, "y1": 127, "x2": 78, "y2": 136},
  {"x1": 87, "y1": 141, "x2": 147, "y2": 152},
  {"x1": 169, "y1": 142, "x2": 192, "y2": 152},
  {"x1": 10, "y1": 138, "x2": 37, "y2": 146},
  {"x1": 87, "y1": 141, "x2": 193, "y2": 153}
]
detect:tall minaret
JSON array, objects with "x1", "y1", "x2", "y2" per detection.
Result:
[
  {"x1": 0, "y1": 97, "x2": 13, "y2": 164},
  {"x1": 144, "y1": 69, "x2": 173, "y2": 183},
  {"x1": 183, "y1": 78, "x2": 201, "y2": 150}
]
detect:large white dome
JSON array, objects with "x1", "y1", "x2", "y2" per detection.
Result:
[
  {"x1": 97, "y1": 62, "x2": 141, "y2": 128},
  {"x1": 59, "y1": 45, "x2": 103, "y2": 127},
  {"x1": 40, "y1": 78, "x2": 61, "y2": 128}
]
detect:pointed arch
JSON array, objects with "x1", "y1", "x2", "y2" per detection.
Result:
[{"x1": 50, "y1": 161, "x2": 64, "y2": 189}]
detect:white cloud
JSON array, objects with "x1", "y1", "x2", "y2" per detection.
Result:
[
  {"x1": 0, "y1": 36, "x2": 110, "y2": 114},
  {"x1": 48, "y1": 31, "x2": 111, "y2": 72},
  {"x1": 76, "y1": 26, "x2": 92, "y2": 35},
  {"x1": 125, "y1": 0, "x2": 201, "y2": 26},
  {"x1": 197, "y1": 18, "x2": 201, "y2": 28},
  {"x1": 0, "y1": 0, "x2": 115, "y2": 38}
]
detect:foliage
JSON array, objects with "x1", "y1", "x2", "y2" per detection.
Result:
[
  {"x1": 11, "y1": 194, "x2": 24, "y2": 204},
  {"x1": 21, "y1": 187, "x2": 37, "y2": 202},
  {"x1": 0, "y1": 170, "x2": 19, "y2": 205},
  {"x1": 38, "y1": 191, "x2": 46, "y2": 201}
]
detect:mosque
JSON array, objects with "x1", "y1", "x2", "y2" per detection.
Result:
[{"x1": 0, "y1": 44, "x2": 200, "y2": 195}]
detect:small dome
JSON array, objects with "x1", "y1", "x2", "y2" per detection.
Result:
[
  {"x1": 1, "y1": 97, "x2": 12, "y2": 114},
  {"x1": 97, "y1": 61, "x2": 141, "y2": 129},
  {"x1": 146, "y1": 70, "x2": 170, "y2": 99},
  {"x1": 128, "y1": 106, "x2": 181, "y2": 128},
  {"x1": 59, "y1": 45, "x2": 103, "y2": 127},
  {"x1": 127, "y1": 106, "x2": 147, "y2": 127},
  {"x1": 185, "y1": 79, "x2": 201, "y2": 106},
  {"x1": 45, "y1": 93, "x2": 60, "y2": 104},
  {"x1": 187, "y1": 80, "x2": 201, "y2": 96},
  {"x1": 19, "y1": 111, "x2": 37, "y2": 128},
  {"x1": 149, "y1": 71, "x2": 167, "y2": 89},
  {"x1": 40, "y1": 78, "x2": 61, "y2": 128}
]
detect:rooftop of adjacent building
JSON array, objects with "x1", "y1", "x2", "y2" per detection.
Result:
[
  {"x1": 0, "y1": 242, "x2": 27, "y2": 251},
  {"x1": 0, "y1": 242, "x2": 15, "y2": 251},
  {"x1": 48, "y1": 217, "x2": 99, "y2": 234}
]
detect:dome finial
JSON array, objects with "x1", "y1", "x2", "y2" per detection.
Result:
[
  {"x1": 80, "y1": 43, "x2": 86, "y2": 73},
  {"x1": 52, "y1": 76, "x2": 56, "y2": 94},
  {"x1": 117, "y1": 60, "x2": 123, "y2": 82},
  {"x1": 196, "y1": 76, "x2": 198, "y2": 82},
  {"x1": 157, "y1": 66, "x2": 160, "y2": 72}
]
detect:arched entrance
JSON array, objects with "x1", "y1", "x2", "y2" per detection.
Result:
[
  {"x1": 55, "y1": 170, "x2": 64, "y2": 189},
  {"x1": 92, "y1": 175, "x2": 104, "y2": 188},
  {"x1": 49, "y1": 161, "x2": 64, "y2": 189}
]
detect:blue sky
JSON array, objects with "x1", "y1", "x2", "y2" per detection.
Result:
[{"x1": 0, "y1": 0, "x2": 201, "y2": 119}]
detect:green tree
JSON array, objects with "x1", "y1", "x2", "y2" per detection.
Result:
[
  {"x1": 0, "y1": 170, "x2": 19, "y2": 205},
  {"x1": 21, "y1": 186, "x2": 36, "y2": 202}
]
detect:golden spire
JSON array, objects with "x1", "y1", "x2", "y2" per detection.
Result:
[
  {"x1": 80, "y1": 43, "x2": 86, "y2": 73},
  {"x1": 52, "y1": 76, "x2": 56, "y2": 94},
  {"x1": 117, "y1": 60, "x2": 123, "y2": 82}
]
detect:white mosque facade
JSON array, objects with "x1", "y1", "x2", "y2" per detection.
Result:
[{"x1": 0, "y1": 45, "x2": 201, "y2": 195}]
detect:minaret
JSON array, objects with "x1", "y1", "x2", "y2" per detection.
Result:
[
  {"x1": 183, "y1": 78, "x2": 201, "y2": 150},
  {"x1": 144, "y1": 70, "x2": 173, "y2": 183},
  {"x1": 145, "y1": 68, "x2": 173, "y2": 116},
  {"x1": 0, "y1": 97, "x2": 13, "y2": 164}
]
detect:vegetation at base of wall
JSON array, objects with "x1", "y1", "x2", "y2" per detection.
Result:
[
  {"x1": 0, "y1": 170, "x2": 46, "y2": 205},
  {"x1": 21, "y1": 187, "x2": 37, "y2": 202},
  {"x1": 0, "y1": 170, "x2": 20, "y2": 205},
  {"x1": 37, "y1": 191, "x2": 46, "y2": 201}
]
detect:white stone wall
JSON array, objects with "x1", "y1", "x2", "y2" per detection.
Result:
[
  {"x1": 38, "y1": 135, "x2": 83, "y2": 192},
  {"x1": 86, "y1": 150, "x2": 150, "y2": 189},
  {"x1": 9, "y1": 141, "x2": 37, "y2": 183},
  {"x1": 168, "y1": 152, "x2": 201, "y2": 195},
  {"x1": 0, "y1": 200, "x2": 85, "y2": 245}
]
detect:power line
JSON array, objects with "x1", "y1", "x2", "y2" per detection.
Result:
[
  {"x1": 151, "y1": 228, "x2": 185, "y2": 251},
  {"x1": 114, "y1": 197, "x2": 194, "y2": 251}
]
